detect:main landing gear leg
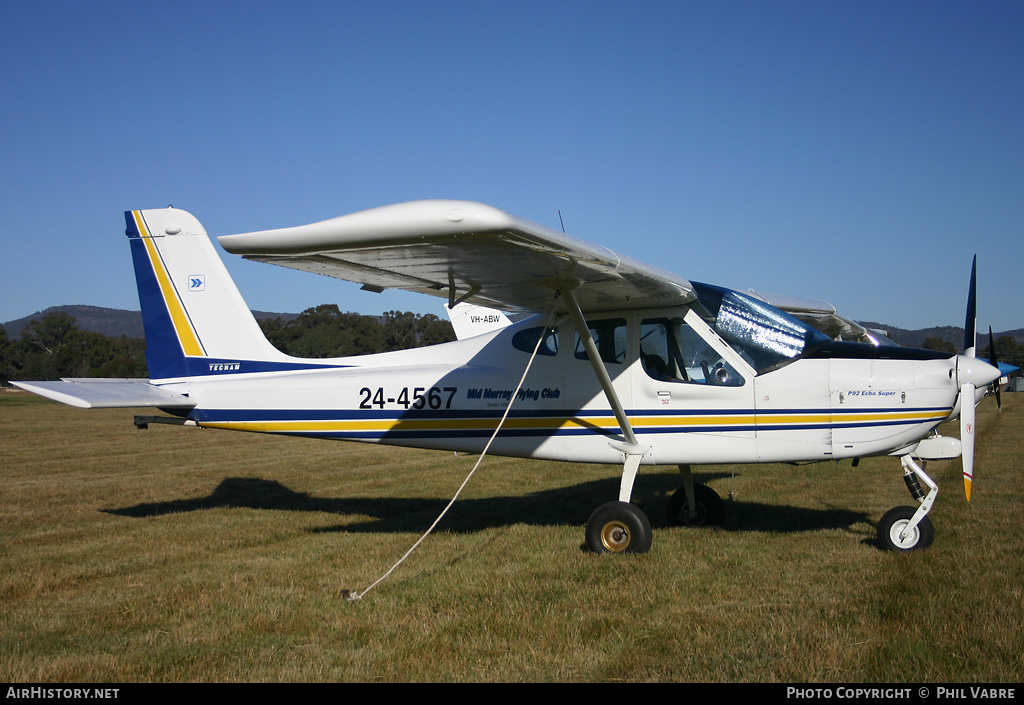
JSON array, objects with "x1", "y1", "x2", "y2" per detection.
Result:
[
  {"x1": 680, "y1": 463, "x2": 697, "y2": 518},
  {"x1": 877, "y1": 455, "x2": 936, "y2": 552},
  {"x1": 562, "y1": 287, "x2": 654, "y2": 555}
]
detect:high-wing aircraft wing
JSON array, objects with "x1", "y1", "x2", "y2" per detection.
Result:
[
  {"x1": 219, "y1": 200, "x2": 695, "y2": 314},
  {"x1": 10, "y1": 379, "x2": 195, "y2": 410}
]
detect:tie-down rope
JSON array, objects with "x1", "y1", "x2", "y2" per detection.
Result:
[{"x1": 345, "y1": 302, "x2": 558, "y2": 601}]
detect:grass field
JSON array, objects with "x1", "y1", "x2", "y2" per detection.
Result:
[{"x1": 2, "y1": 390, "x2": 1021, "y2": 682}]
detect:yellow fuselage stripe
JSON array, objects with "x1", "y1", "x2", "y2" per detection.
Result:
[{"x1": 197, "y1": 409, "x2": 946, "y2": 435}]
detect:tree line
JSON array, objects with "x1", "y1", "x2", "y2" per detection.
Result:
[
  {"x1": 257, "y1": 304, "x2": 454, "y2": 358},
  {"x1": 1, "y1": 306, "x2": 455, "y2": 385},
  {"x1": 923, "y1": 335, "x2": 1024, "y2": 377},
  {"x1": 1, "y1": 311, "x2": 147, "y2": 384}
]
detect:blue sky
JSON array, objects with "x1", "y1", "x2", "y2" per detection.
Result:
[{"x1": 2, "y1": 1, "x2": 1022, "y2": 333}]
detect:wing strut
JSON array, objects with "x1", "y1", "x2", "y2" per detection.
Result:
[{"x1": 562, "y1": 288, "x2": 648, "y2": 502}]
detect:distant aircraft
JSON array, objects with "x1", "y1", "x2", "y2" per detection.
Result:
[
  {"x1": 13, "y1": 202, "x2": 1004, "y2": 554},
  {"x1": 444, "y1": 302, "x2": 513, "y2": 340}
]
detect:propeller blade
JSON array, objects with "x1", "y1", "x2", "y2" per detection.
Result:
[
  {"x1": 963, "y1": 255, "x2": 977, "y2": 356},
  {"x1": 960, "y1": 382, "x2": 975, "y2": 501},
  {"x1": 954, "y1": 258, "x2": 1007, "y2": 500}
]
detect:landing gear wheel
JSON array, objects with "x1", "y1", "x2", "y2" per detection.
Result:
[
  {"x1": 666, "y1": 484, "x2": 724, "y2": 527},
  {"x1": 585, "y1": 501, "x2": 653, "y2": 554},
  {"x1": 877, "y1": 506, "x2": 934, "y2": 552}
]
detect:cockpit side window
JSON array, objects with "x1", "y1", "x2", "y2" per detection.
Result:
[
  {"x1": 691, "y1": 282, "x2": 831, "y2": 373},
  {"x1": 640, "y1": 317, "x2": 744, "y2": 386}
]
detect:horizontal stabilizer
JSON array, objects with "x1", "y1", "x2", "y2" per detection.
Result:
[{"x1": 11, "y1": 379, "x2": 195, "y2": 410}]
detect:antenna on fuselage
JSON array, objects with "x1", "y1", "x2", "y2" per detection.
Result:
[{"x1": 558, "y1": 210, "x2": 566, "y2": 233}]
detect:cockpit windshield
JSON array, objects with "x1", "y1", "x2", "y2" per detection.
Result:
[{"x1": 691, "y1": 282, "x2": 831, "y2": 374}]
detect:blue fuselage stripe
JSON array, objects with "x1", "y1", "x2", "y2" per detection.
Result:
[{"x1": 189, "y1": 405, "x2": 951, "y2": 440}]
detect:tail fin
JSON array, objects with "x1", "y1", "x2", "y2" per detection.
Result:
[
  {"x1": 444, "y1": 302, "x2": 513, "y2": 339},
  {"x1": 126, "y1": 208, "x2": 293, "y2": 380}
]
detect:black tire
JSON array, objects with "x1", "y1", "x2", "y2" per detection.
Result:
[
  {"x1": 585, "y1": 501, "x2": 653, "y2": 554},
  {"x1": 877, "y1": 506, "x2": 934, "y2": 552},
  {"x1": 666, "y1": 484, "x2": 725, "y2": 527}
]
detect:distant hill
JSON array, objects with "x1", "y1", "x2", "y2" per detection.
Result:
[
  {"x1": 861, "y1": 322, "x2": 1024, "y2": 349},
  {"x1": 3, "y1": 305, "x2": 1022, "y2": 349},
  {"x1": 2, "y1": 305, "x2": 296, "y2": 340}
]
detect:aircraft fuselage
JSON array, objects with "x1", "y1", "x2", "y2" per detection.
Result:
[{"x1": 169, "y1": 306, "x2": 959, "y2": 468}]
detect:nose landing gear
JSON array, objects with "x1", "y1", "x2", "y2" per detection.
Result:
[{"x1": 878, "y1": 455, "x2": 937, "y2": 552}]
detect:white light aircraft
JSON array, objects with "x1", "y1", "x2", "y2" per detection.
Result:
[{"x1": 14, "y1": 201, "x2": 1004, "y2": 554}]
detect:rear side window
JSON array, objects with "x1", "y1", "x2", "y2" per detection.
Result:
[
  {"x1": 575, "y1": 318, "x2": 627, "y2": 365},
  {"x1": 511, "y1": 326, "x2": 559, "y2": 356}
]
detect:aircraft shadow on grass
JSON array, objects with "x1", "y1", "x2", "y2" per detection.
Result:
[{"x1": 102, "y1": 470, "x2": 872, "y2": 538}]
